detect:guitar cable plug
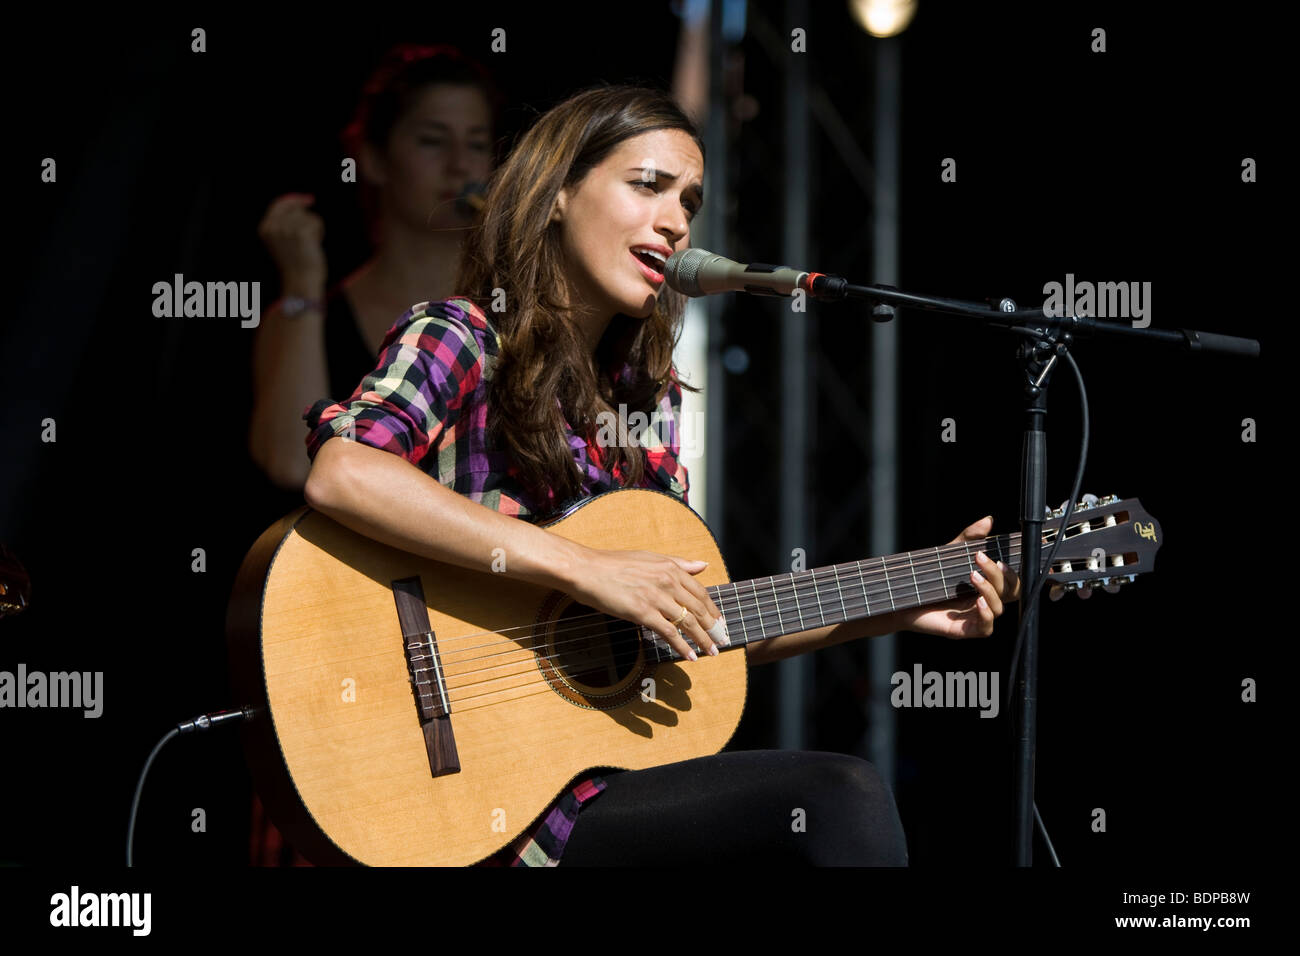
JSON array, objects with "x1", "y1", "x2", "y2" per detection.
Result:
[{"x1": 128, "y1": 706, "x2": 256, "y2": 866}]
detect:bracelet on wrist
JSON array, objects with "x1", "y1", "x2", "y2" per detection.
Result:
[{"x1": 281, "y1": 295, "x2": 324, "y2": 317}]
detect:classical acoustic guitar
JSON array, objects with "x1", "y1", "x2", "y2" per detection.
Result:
[{"x1": 227, "y1": 488, "x2": 1161, "y2": 866}]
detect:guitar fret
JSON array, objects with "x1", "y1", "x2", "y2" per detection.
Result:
[
  {"x1": 710, "y1": 586, "x2": 726, "y2": 647},
  {"x1": 880, "y1": 557, "x2": 896, "y2": 611},
  {"x1": 750, "y1": 579, "x2": 767, "y2": 639},
  {"x1": 856, "y1": 561, "x2": 870, "y2": 617},
  {"x1": 812, "y1": 569, "x2": 827, "y2": 625},
  {"x1": 791, "y1": 572, "x2": 806, "y2": 631},
  {"x1": 733, "y1": 587, "x2": 754, "y2": 647},
  {"x1": 906, "y1": 550, "x2": 922, "y2": 606},
  {"x1": 935, "y1": 546, "x2": 950, "y2": 599},
  {"x1": 831, "y1": 564, "x2": 848, "y2": 624},
  {"x1": 769, "y1": 577, "x2": 784, "y2": 633},
  {"x1": 730, "y1": 582, "x2": 750, "y2": 645},
  {"x1": 720, "y1": 583, "x2": 736, "y2": 645}
]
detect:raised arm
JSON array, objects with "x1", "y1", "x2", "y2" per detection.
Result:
[{"x1": 248, "y1": 194, "x2": 330, "y2": 491}]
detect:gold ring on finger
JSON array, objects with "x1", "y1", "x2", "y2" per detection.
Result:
[{"x1": 671, "y1": 605, "x2": 690, "y2": 627}]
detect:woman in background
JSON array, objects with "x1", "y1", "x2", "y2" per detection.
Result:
[{"x1": 249, "y1": 43, "x2": 501, "y2": 492}]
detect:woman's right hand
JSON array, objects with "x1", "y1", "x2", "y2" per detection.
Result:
[
  {"x1": 565, "y1": 546, "x2": 730, "y2": 661},
  {"x1": 257, "y1": 193, "x2": 327, "y2": 291}
]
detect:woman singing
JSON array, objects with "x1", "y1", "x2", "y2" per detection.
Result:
[{"x1": 300, "y1": 84, "x2": 1020, "y2": 865}]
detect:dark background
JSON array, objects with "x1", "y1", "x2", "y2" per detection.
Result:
[{"x1": 1, "y1": 0, "x2": 1276, "y2": 889}]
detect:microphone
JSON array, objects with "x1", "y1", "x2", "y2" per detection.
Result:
[
  {"x1": 456, "y1": 183, "x2": 487, "y2": 217},
  {"x1": 664, "y1": 249, "x2": 849, "y2": 299},
  {"x1": 664, "y1": 249, "x2": 810, "y2": 297}
]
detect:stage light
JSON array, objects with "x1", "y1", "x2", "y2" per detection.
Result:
[{"x1": 849, "y1": 0, "x2": 919, "y2": 37}]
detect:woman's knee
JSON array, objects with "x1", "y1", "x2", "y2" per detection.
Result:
[{"x1": 795, "y1": 753, "x2": 909, "y2": 866}]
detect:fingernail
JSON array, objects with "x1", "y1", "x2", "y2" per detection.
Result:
[
  {"x1": 997, "y1": 560, "x2": 1007, "y2": 572},
  {"x1": 686, "y1": 649, "x2": 698, "y2": 661},
  {"x1": 977, "y1": 550, "x2": 987, "y2": 562},
  {"x1": 707, "y1": 615, "x2": 730, "y2": 647},
  {"x1": 972, "y1": 569, "x2": 985, "y2": 582},
  {"x1": 708, "y1": 644, "x2": 718, "y2": 656}
]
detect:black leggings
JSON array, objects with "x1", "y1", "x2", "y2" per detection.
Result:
[{"x1": 560, "y1": 750, "x2": 908, "y2": 866}]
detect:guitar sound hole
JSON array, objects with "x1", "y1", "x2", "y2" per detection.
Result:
[{"x1": 551, "y1": 603, "x2": 641, "y2": 692}]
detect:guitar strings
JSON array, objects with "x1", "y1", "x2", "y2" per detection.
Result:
[
  {"x1": 440, "y1": 569, "x2": 996, "y2": 709},
  {"x1": 443, "y1": 546, "x2": 1021, "y2": 680},
  {"x1": 312, "y1": 541, "x2": 1030, "y2": 711},
  {"x1": 326, "y1": 518, "x2": 1108, "y2": 711},
  {"x1": 446, "y1": 521, "x2": 1124, "y2": 706},
  {"x1": 304, "y1": 512, "x2": 1116, "y2": 715},
  {"x1": 305, "y1": 532, "x2": 1042, "y2": 708},
  {"x1": 426, "y1": 530, "x2": 1035, "y2": 655},
  {"x1": 315, "y1": 538, "x2": 1027, "y2": 693},
  {"x1": 439, "y1": 554, "x2": 1025, "y2": 703},
  {"x1": 393, "y1": 535, "x2": 1034, "y2": 701},
  {"x1": 437, "y1": 535, "x2": 1034, "y2": 669},
  {"x1": 435, "y1": 536, "x2": 1027, "y2": 669}
]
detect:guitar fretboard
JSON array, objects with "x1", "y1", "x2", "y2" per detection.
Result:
[{"x1": 643, "y1": 532, "x2": 1027, "y2": 661}]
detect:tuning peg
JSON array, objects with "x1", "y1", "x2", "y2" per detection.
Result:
[
  {"x1": 1076, "y1": 585, "x2": 1093, "y2": 600},
  {"x1": 1079, "y1": 493, "x2": 1099, "y2": 510},
  {"x1": 1103, "y1": 583, "x2": 1122, "y2": 594},
  {"x1": 1049, "y1": 584, "x2": 1065, "y2": 601}
]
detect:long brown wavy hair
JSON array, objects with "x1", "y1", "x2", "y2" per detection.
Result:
[{"x1": 455, "y1": 85, "x2": 704, "y2": 512}]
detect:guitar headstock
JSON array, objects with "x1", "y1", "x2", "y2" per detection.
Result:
[{"x1": 1038, "y1": 495, "x2": 1161, "y2": 600}]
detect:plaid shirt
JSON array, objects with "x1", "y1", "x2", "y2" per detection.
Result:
[{"x1": 303, "y1": 297, "x2": 691, "y2": 865}]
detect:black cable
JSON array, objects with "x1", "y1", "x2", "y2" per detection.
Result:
[
  {"x1": 126, "y1": 707, "x2": 252, "y2": 867},
  {"x1": 1035, "y1": 802, "x2": 1062, "y2": 867},
  {"x1": 126, "y1": 727, "x2": 179, "y2": 867}
]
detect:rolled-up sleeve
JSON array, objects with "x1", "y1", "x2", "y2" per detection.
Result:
[{"x1": 303, "y1": 301, "x2": 486, "y2": 468}]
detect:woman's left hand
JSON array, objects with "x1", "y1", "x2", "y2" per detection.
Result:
[{"x1": 892, "y1": 516, "x2": 1022, "y2": 640}]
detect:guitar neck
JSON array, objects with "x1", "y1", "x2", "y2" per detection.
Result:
[{"x1": 644, "y1": 532, "x2": 1025, "y2": 660}]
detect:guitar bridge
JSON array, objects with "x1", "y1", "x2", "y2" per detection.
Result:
[{"x1": 392, "y1": 577, "x2": 460, "y2": 778}]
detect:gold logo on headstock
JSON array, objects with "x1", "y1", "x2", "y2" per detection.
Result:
[{"x1": 1134, "y1": 520, "x2": 1156, "y2": 542}]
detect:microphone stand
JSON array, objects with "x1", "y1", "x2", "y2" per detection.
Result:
[{"x1": 803, "y1": 275, "x2": 1259, "y2": 864}]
